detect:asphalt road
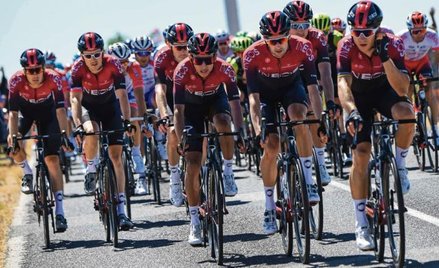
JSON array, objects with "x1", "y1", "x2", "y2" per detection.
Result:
[{"x1": 5, "y1": 150, "x2": 439, "y2": 267}]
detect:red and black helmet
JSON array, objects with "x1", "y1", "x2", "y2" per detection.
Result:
[
  {"x1": 347, "y1": 1, "x2": 383, "y2": 29},
  {"x1": 406, "y1": 11, "x2": 429, "y2": 29},
  {"x1": 259, "y1": 11, "x2": 291, "y2": 38},
  {"x1": 77, "y1": 32, "x2": 104, "y2": 52},
  {"x1": 20, "y1": 48, "x2": 46, "y2": 68},
  {"x1": 283, "y1": 1, "x2": 313, "y2": 22},
  {"x1": 166, "y1": 23, "x2": 194, "y2": 45},
  {"x1": 188, "y1": 33, "x2": 218, "y2": 56}
]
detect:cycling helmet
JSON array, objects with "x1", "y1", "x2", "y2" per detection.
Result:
[
  {"x1": 311, "y1": 13, "x2": 331, "y2": 33},
  {"x1": 230, "y1": 36, "x2": 254, "y2": 53},
  {"x1": 235, "y1": 30, "x2": 248, "y2": 38},
  {"x1": 131, "y1": 35, "x2": 155, "y2": 52},
  {"x1": 166, "y1": 23, "x2": 194, "y2": 45},
  {"x1": 108, "y1": 42, "x2": 132, "y2": 60},
  {"x1": 347, "y1": 1, "x2": 383, "y2": 29},
  {"x1": 44, "y1": 50, "x2": 57, "y2": 65},
  {"x1": 77, "y1": 32, "x2": 104, "y2": 52},
  {"x1": 215, "y1": 29, "x2": 230, "y2": 42},
  {"x1": 20, "y1": 48, "x2": 45, "y2": 68},
  {"x1": 124, "y1": 38, "x2": 133, "y2": 50},
  {"x1": 247, "y1": 31, "x2": 262, "y2": 42},
  {"x1": 259, "y1": 11, "x2": 291, "y2": 38},
  {"x1": 331, "y1": 17, "x2": 347, "y2": 32},
  {"x1": 283, "y1": 1, "x2": 313, "y2": 22},
  {"x1": 188, "y1": 33, "x2": 218, "y2": 56},
  {"x1": 406, "y1": 11, "x2": 429, "y2": 29}
]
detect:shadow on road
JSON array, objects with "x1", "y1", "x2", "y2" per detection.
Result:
[
  {"x1": 114, "y1": 238, "x2": 180, "y2": 251},
  {"x1": 45, "y1": 239, "x2": 106, "y2": 251},
  {"x1": 133, "y1": 219, "x2": 187, "y2": 230},
  {"x1": 309, "y1": 254, "x2": 378, "y2": 267},
  {"x1": 206, "y1": 253, "x2": 293, "y2": 267},
  {"x1": 224, "y1": 232, "x2": 269, "y2": 243},
  {"x1": 225, "y1": 200, "x2": 251, "y2": 207},
  {"x1": 313, "y1": 232, "x2": 355, "y2": 245},
  {"x1": 64, "y1": 193, "x2": 91, "y2": 199}
]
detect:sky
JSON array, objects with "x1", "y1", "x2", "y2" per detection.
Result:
[{"x1": 0, "y1": 0, "x2": 436, "y2": 78}]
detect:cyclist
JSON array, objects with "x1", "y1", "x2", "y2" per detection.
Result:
[
  {"x1": 331, "y1": 17, "x2": 347, "y2": 36},
  {"x1": 108, "y1": 42, "x2": 149, "y2": 195},
  {"x1": 311, "y1": 13, "x2": 352, "y2": 164},
  {"x1": 398, "y1": 11, "x2": 439, "y2": 145},
  {"x1": 215, "y1": 29, "x2": 234, "y2": 61},
  {"x1": 173, "y1": 33, "x2": 243, "y2": 245},
  {"x1": 8, "y1": 48, "x2": 70, "y2": 232},
  {"x1": 70, "y1": 32, "x2": 134, "y2": 230},
  {"x1": 154, "y1": 22, "x2": 193, "y2": 207},
  {"x1": 337, "y1": 1, "x2": 415, "y2": 250},
  {"x1": 244, "y1": 11, "x2": 322, "y2": 235},
  {"x1": 284, "y1": 1, "x2": 335, "y2": 185}
]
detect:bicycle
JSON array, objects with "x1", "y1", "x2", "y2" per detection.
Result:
[
  {"x1": 12, "y1": 131, "x2": 69, "y2": 248},
  {"x1": 322, "y1": 110, "x2": 344, "y2": 179},
  {"x1": 58, "y1": 148, "x2": 70, "y2": 183},
  {"x1": 122, "y1": 134, "x2": 136, "y2": 219},
  {"x1": 260, "y1": 103, "x2": 319, "y2": 264},
  {"x1": 353, "y1": 117, "x2": 415, "y2": 267},
  {"x1": 78, "y1": 128, "x2": 127, "y2": 248},
  {"x1": 410, "y1": 76, "x2": 439, "y2": 172},
  {"x1": 181, "y1": 121, "x2": 238, "y2": 265}
]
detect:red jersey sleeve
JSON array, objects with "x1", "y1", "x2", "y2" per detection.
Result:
[
  {"x1": 299, "y1": 39, "x2": 319, "y2": 85},
  {"x1": 110, "y1": 58, "x2": 126, "y2": 90},
  {"x1": 242, "y1": 45, "x2": 260, "y2": 94},
  {"x1": 219, "y1": 62, "x2": 240, "y2": 101},
  {"x1": 173, "y1": 61, "x2": 189, "y2": 105},
  {"x1": 388, "y1": 35, "x2": 408, "y2": 74},
  {"x1": 49, "y1": 73, "x2": 66, "y2": 108},
  {"x1": 312, "y1": 30, "x2": 330, "y2": 64},
  {"x1": 337, "y1": 37, "x2": 353, "y2": 75},
  {"x1": 154, "y1": 49, "x2": 168, "y2": 84},
  {"x1": 70, "y1": 61, "x2": 84, "y2": 93},
  {"x1": 7, "y1": 72, "x2": 23, "y2": 112}
]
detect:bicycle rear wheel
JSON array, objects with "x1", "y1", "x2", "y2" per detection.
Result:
[
  {"x1": 276, "y1": 158, "x2": 293, "y2": 255},
  {"x1": 105, "y1": 163, "x2": 119, "y2": 248},
  {"x1": 39, "y1": 166, "x2": 51, "y2": 248},
  {"x1": 425, "y1": 106, "x2": 439, "y2": 172},
  {"x1": 420, "y1": 111, "x2": 434, "y2": 170},
  {"x1": 149, "y1": 137, "x2": 162, "y2": 204},
  {"x1": 382, "y1": 159, "x2": 405, "y2": 267},
  {"x1": 208, "y1": 164, "x2": 224, "y2": 265},
  {"x1": 292, "y1": 158, "x2": 310, "y2": 264},
  {"x1": 310, "y1": 151, "x2": 324, "y2": 240},
  {"x1": 122, "y1": 150, "x2": 134, "y2": 219}
]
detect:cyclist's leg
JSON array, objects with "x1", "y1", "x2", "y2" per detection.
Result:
[
  {"x1": 13, "y1": 117, "x2": 33, "y2": 193},
  {"x1": 82, "y1": 109, "x2": 100, "y2": 193}
]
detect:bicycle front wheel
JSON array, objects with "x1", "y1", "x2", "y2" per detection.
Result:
[
  {"x1": 39, "y1": 166, "x2": 51, "y2": 249},
  {"x1": 208, "y1": 164, "x2": 224, "y2": 265},
  {"x1": 276, "y1": 158, "x2": 293, "y2": 255},
  {"x1": 105, "y1": 162, "x2": 119, "y2": 248},
  {"x1": 310, "y1": 151, "x2": 324, "y2": 240},
  {"x1": 122, "y1": 150, "x2": 134, "y2": 219}
]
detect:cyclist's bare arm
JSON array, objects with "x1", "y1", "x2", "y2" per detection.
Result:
[
  {"x1": 56, "y1": 107, "x2": 70, "y2": 135},
  {"x1": 229, "y1": 99, "x2": 243, "y2": 130},
  {"x1": 382, "y1": 59, "x2": 410, "y2": 96},
  {"x1": 318, "y1": 62, "x2": 335, "y2": 102},
  {"x1": 308, "y1": 84, "x2": 323, "y2": 120},
  {"x1": 115, "y1": 88, "x2": 131, "y2": 121},
  {"x1": 155, "y1": 83, "x2": 169, "y2": 118},
  {"x1": 70, "y1": 90, "x2": 83, "y2": 127},
  {"x1": 338, "y1": 74, "x2": 356, "y2": 113},
  {"x1": 8, "y1": 111, "x2": 19, "y2": 138},
  {"x1": 174, "y1": 104, "x2": 185, "y2": 144},
  {"x1": 249, "y1": 92, "x2": 261, "y2": 136},
  {"x1": 134, "y1": 86, "x2": 147, "y2": 116}
]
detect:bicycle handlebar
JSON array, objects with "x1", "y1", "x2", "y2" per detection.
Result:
[{"x1": 410, "y1": 77, "x2": 439, "y2": 85}]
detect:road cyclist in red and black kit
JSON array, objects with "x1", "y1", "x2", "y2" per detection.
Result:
[
  {"x1": 8, "y1": 48, "x2": 71, "y2": 232},
  {"x1": 70, "y1": 32, "x2": 135, "y2": 230},
  {"x1": 154, "y1": 23, "x2": 194, "y2": 207},
  {"x1": 244, "y1": 11, "x2": 323, "y2": 235},
  {"x1": 173, "y1": 32, "x2": 243, "y2": 245},
  {"x1": 337, "y1": 1, "x2": 415, "y2": 250}
]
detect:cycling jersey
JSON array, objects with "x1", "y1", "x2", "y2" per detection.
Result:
[
  {"x1": 226, "y1": 55, "x2": 248, "y2": 99},
  {"x1": 70, "y1": 55, "x2": 126, "y2": 111},
  {"x1": 173, "y1": 58, "x2": 240, "y2": 105},
  {"x1": 217, "y1": 48, "x2": 235, "y2": 61},
  {"x1": 139, "y1": 60, "x2": 155, "y2": 95},
  {"x1": 52, "y1": 68, "x2": 70, "y2": 94},
  {"x1": 243, "y1": 36, "x2": 318, "y2": 94},
  {"x1": 124, "y1": 61, "x2": 144, "y2": 108},
  {"x1": 306, "y1": 28, "x2": 330, "y2": 64},
  {"x1": 154, "y1": 46, "x2": 179, "y2": 110},
  {"x1": 397, "y1": 28, "x2": 439, "y2": 61},
  {"x1": 327, "y1": 30, "x2": 344, "y2": 97},
  {"x1": 8, "y1": 69, "x2": 65, "y2": 120}
]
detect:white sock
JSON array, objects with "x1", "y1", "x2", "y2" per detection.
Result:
[
  {"x1": 170, "y1": 165, "x2": 180, "y2": 184},
  {"x1": 117, "y1": 193, "x2": 126, "y2": 216},
  {"x1": 300, "y1": 156, "x2": 314, "y2": 185},
  {"x1": 264, "y1": 186, "x2": 276, "y2": 210},
  {"x1": 86, "y1": 158, "x2": 97, "y2": 173},
  {"x1": 315, "y1": 147, "x2": 325, "y2": 166},
  {"x1": 132, "y1": 146, "x2": 141, "y2": 156},
  {"x1": 353, "y1": 199, "x2": 368, "y2": 229},
  {"x1": 189, "y1": 206, "x2": 200, "y2": 225},
  {"x1": 17, "y1": 160, "x2": 32, "y2": 175},
  {"x1": 223, "y1": 159, "x2": 233, "y2": 176},
  {"x1": 395, "y1": 147, "x2": 408, "y2": 169},
  {"x1": 55, "y1": 191, "x2": 64, "y2": 216}
]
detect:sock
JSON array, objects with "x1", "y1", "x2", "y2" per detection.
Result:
[
  {"x1": 264, "y1": 186, "x2": 276, "y2": 210},
  {"x1": 117, "y1": 193, "x2": 126, "y2": 216},
  {"x1": 300, "y1": 156, "x2": 314, "y2": 185},
  {"x1": 132, "y1": 146, "x2": 141, "y2": 156},
  {"x1": 189, "y1": 206, "x2": 200, "y2": 225},
  {"x1": 395, "y1": 147, "x2": 408, "y2": 169},
  {"x1": 170, "y1": 165, "x2": 180, "y2": 184},
  {"x1": 315, "y1": 147, "x2": 325, "y2": 166},
  {"x1": 55, "y1": 191, "x2": 64, "y2": 216},
  {"x1": 17, "y1": 160, "x2": 32, "y2": 175},
  {"x1": 86, "y1": 157, "x2": 97, "y2": 173},
  {"x1": 353, "y1": 199, "x2": 368, "y2": 229},
  {"x1": 223, "y1": 159, "x2": 233, "y2": 176}
]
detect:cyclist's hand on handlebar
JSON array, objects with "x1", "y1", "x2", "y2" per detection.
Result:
[
  {"x1": 236, "y1": 132, "x2": 246, "y2": 154},
  {"x1": 123, "y1": 119, "x2": 136, "y2": 137},
  {"x1": 346, "y1": 109, "x2": 363, "y2": 137},
  {"x1": 157, "y1": 116, "x2": 169, "y2": 133}
]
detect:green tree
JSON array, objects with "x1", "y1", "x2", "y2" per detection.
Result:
[{"x1": 106, "y1": 32, "x2": 129, "y2": 48}]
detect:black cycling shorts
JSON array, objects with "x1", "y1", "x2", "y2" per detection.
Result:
[
  {"x1": 260, "y1": 77, "x2": 309, "y2": 134},
  {"x1": 19, "y1": 117, "x2": 61, "y2": 156},
  {"x1": 353, "y1": 84, "x2": 411, "y2": 143},
  {"x1": 184, "y1": 91, "x2": 231, "y2": 152}
]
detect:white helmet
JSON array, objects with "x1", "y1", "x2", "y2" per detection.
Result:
[
  {"x1": 131, "y1": 35, "x2": 155, "y2": 53},
  {"x1": 108, "y1": 42, "x2": 132, "y2": 60},
  {"x1": 215, "y1": 29, "x2": 230, "y2": 42}
]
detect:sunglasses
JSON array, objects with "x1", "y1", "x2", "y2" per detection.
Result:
[
  {"x1": 218, "y1": 42, "x2": 228, "y2": 46},
  {"x1": 173, "y1": 45, "x2": 188, "y2": 51},
  {"x1": 291, "y1": 22, "x2": 311, "y2": 30},
  {"x1": 82, "y1": 51, "x2": 102, "y2": 59},
  {"x1": 192, "y1": 56, "x2": 214, "y2": 65},
  {"x1": 411, "y1": 28, "x2": 427, "y2": 35},
  {"x1": 266, "y1": 36, "x2": 289, "y2": 46},
  {"x1": 351, "y1": 28, "x2": 378, "y2": 38},
  {"x1": 25, "y1": 67, "x2": 43, "y2": 75},
  {"x1": 135, "y1": 51, "x2": 151, "y2": 57}
]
